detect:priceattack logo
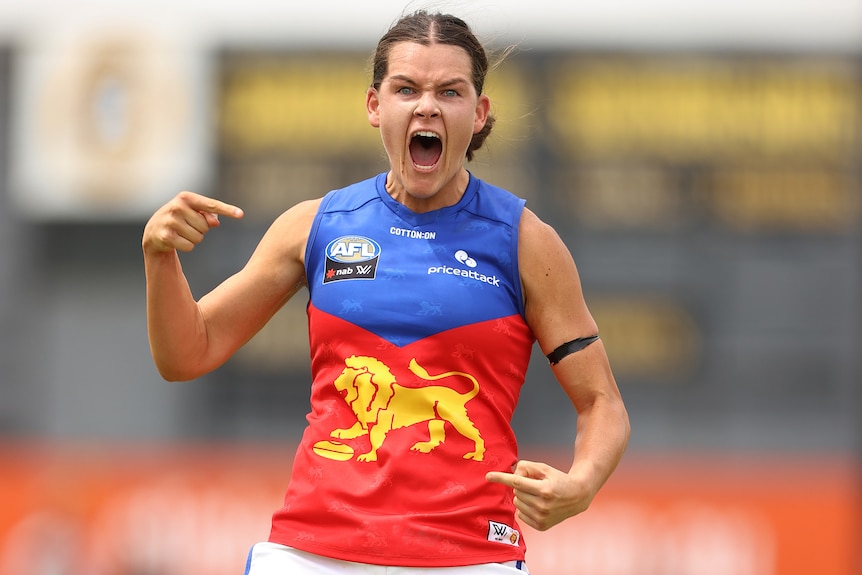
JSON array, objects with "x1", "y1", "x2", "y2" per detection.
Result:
[
  {"x1": 427, "y1": 249, "x2": 501, "y2": 287},
  {"x1": 324, "y1": 236, "x2": 381, "y2": 284}
]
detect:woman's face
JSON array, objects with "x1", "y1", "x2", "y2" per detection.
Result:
[{"x1": 367, "y1": 41, "x2": 490, "y2": 212}]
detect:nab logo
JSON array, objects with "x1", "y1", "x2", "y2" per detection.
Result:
[{"x1": 324, "y1": 236, "x2": 381, "y2": 283}]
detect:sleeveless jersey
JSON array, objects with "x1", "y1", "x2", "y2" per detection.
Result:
[{"x1": 268, "y1": 172, "x2": 536, "y2": 567}]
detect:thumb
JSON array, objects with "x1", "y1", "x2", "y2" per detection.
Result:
[
  {"x1": 513, "y1": 459, "x2": 551, "y2": 480},
  {"x1": 201, "y1": 211, "x2": 221, "y2": 228}
]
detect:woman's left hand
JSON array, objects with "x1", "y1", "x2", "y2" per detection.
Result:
[{"x1": 486, "y1": 460, "x2": 595, "y2": 531}]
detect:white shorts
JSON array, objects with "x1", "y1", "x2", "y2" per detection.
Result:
[{"x1": 244, "y1": 542, "x2": 530, "y2": 575}]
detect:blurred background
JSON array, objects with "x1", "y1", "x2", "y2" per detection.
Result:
[{"x1": 0, "y1": 0, "x2": 859, "y2": 573}]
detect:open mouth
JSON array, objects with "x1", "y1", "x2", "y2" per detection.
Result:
[{"x1": 409, "y1": 131, "x2": 442, "y2": 169}]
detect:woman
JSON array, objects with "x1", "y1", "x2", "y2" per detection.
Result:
[{"x1": 143, "y1": 10, "x2": 629, "y2": 575}]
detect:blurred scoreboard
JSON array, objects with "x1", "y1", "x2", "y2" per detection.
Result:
[
  {"x1": 213, "y1": 49, "x2": 860, "y2": 449},
  {"x1": 546, "y1": 55, "x2": 858, "y2": 232}
]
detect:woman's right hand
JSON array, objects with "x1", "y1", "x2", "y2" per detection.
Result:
[{"x1": 142, "y1": 191, "x2": 244, "y2": 254}]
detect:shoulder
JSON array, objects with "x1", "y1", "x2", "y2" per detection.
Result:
[
  {"x1": 517, "y1": 207, "x2": 582, "y2": 303},
  {"x1": 270, "y1": 198, "x2": 323, "y2": 234},
  {"x1": 518, "y1": 207, "x2": 565, "y2": 257},
  {"x1": 255, "y1": 198, "x2": 323, "y2": 266}
]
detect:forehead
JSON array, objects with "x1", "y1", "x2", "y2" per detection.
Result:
[{"x1": 384, "y1": 41, "x2": 474, "y2": 84}]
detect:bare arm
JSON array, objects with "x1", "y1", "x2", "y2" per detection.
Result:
[
  {"x1": 487, "y1": 207, "x2": 630, "y2": 530},
  {"x1": 142, "y1": 191, "x2": 319, "y2": 381}
]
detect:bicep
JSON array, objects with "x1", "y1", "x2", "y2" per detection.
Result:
[
  {"x1": 519, "y1": 209, "x2": 616, "y2": 410},
  {"x1": 520, "y1": 209, "x2": 597, "y2": 355},
  {"x1": 197, "y1": 200, "x2": 317, "y2": 359}
]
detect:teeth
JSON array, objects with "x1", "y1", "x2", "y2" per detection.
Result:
[{"x1": 415, "y1": 131, "x2": 439, "y2": 139}]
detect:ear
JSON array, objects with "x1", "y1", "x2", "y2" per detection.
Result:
[
  {"x1": 366, "y1": 87, "x2": 381, "y2": 128},
  {"x1": 473, "y1": 93, "x2": 491, "y2": 134}
]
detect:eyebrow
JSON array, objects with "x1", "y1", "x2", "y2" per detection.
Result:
[{"x1": 387, "y1": 74, "x2": 470, "y2": 89}]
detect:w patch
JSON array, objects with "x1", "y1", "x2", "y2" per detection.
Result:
[{"x1": 487, "y1": 520, "x2": 520, "y2": 546}]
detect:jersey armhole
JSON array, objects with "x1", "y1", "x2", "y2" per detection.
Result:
[
  {"x1": 303, "y1": 190, "x2": 337, "y2": 293},
  {"x1": 511, "y1": 198, "x2": 527, "y2": 319}
]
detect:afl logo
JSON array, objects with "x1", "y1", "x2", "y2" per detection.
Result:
[
  {"x1": 324, "y1": 236, "x2": 381, "y2": 283},
  {"x1": 326, "y1": 236, "x2": 381, "y2": 262}
]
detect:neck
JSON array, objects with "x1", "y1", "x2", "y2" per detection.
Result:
[{"x1": 384, "y1": 169, "x2": 470, "y2": 213}]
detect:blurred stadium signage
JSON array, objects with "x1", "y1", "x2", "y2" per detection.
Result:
[
  {"x1": 9, "y1": 26, "x2": 210, "y2": 220},
  {"x1": 0, "y1": 444, "x2": 857, "y2": 575}
]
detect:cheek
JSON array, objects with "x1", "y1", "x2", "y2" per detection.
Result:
[
  {"x1": 376, "y1": 123, "x2": 406, "y2": 161},
  {"x1": 378, "y1": 113, "x2": 410, "y2": 144},
  {"x1": 452, "y1": 111, "x2": 481, "y2": 146}
]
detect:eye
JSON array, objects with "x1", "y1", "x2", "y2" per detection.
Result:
[
  {"x1": 397, "y1": 87, "x2": 415, "y2": 96},
  {"x1": 442, "y1": 89, "x2": 459, "y2": 97}
]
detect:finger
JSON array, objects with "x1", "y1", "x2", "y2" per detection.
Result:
[
  {"x1": 515, "y1": 504, "x2": 556, "y2": 532},
  {"x1": 512, "y1": 497, "x2": 543, "y2": 530},
  {"x1": 201, "y1": 211, "x2": 221, "y2": 228},
  {"x1": 173, "y1": 208, "x2": 211, "y2": 237},
  {"x1": 485, "y1": 473, "x2": 538, "y2": 525},
  {"x1": 206, "y1": 201, "x2": 243, "y2": 219},
  {"x1": 172, "y1": 234, "x2": 198, "y2": 253},
  {"x1": 485, "y1": 471, "x2": 517, "y2": 488},
  {"x1": 179, "y1": 191, "x2": 244, "y2": 219},
  {"x1": 486, "y1": 470, "x2": 543, "y2": 494},
  {"x1": 182, "y1": 207, "x2": 226, "y2": 235},
  {"x1": 513, "y1": 486, "x2": 560, "y2": 531},
  {"x1": 150, "y1": 224, "x2": 199, "y2": 253},
  {"x1": 515, "y1": 460, "x2": 558, "y2": 483}
]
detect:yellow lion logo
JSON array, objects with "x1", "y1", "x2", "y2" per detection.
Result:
[{"x1": 328, "y1": 355, "x2": 485, "y2": 462}]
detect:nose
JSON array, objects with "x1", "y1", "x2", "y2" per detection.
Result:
[{"x1": 414, "y1": 92, "x2": 440, "y2": 118}]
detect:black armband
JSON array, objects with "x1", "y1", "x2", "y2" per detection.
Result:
[{"x1": 546, "y1": 335, "x2": 600, "y2": 365}]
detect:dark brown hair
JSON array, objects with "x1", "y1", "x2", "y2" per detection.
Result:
[{"x1": 371, "y1": 10, "x2": 495, "y2": 162}]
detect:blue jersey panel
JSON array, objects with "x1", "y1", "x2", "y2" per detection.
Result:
[{"x1": 305, "y1": 173, "x2": 527, "y2": 347}]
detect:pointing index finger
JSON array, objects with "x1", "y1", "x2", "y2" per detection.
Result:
[
  {"x1": 487, "y1": 470, "x2": 543, "y2": 494},
  {"x1": 486, "y1": 471, "x2": 519, "y2": 488},
  {"x1": 205, "y1": 199, "x2": 244, "y2": 219},
  {"x1": 181, "y1": 191, "x2": 244, "y2": 219}
]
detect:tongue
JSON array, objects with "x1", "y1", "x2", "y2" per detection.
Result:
[{"x1": 410, "y1": 137, "x2": 442, "y2": 167}]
